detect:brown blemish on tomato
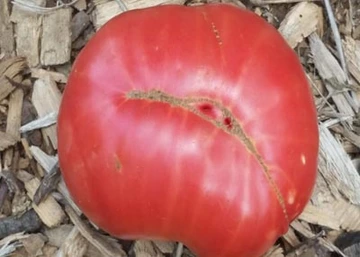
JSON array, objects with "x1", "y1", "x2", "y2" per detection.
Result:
[
  {"x1": 114, "y1": 155, "x2": 122, "y2": 172},
  {"x1": 126, "y1": 89, "x2": 289, "y2": 223}
]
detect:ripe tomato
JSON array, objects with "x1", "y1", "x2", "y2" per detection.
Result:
[{"x1": 58, "y1": 4, "x2": 319, "y2": 257}]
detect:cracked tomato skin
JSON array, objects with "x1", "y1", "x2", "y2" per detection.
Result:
[{"x1": 58, "y1": 4, "x2": 319, "y2": 257}]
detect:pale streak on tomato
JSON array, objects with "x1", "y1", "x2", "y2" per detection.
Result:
[
  {"x1": 160, "y1": 109, "x2": 189, "y2": 235},
  {"x1": 58, "y1": 4, "x2": 319, "y2": 257}
]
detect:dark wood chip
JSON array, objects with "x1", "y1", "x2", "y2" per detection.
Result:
[
  {"x1": 0, "y1": 209, "x2": 42, "y2": 239},
  {"x1": 33, "y1": 162, "x2": 61, "y2": 205}
]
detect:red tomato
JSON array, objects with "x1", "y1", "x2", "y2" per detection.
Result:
[{"x1": 58, "y1": 4, "x2": 319, "y2": 257}]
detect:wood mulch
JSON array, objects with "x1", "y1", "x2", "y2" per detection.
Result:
[{"x1": 1, "y1": 0, "x2": 360, "y2": 256}]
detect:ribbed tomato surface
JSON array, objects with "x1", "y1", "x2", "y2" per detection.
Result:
[{"x1": 58, "y1": 4, "x2": 319, "y2": 257}]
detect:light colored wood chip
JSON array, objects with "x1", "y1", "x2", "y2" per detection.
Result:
[
  {"x1": 29, "y1": 146, "x2": 58, "y2": 171},
  {"x1": 20, "y1": 233, "x2": 46, "y2": 257},
  {"x1": 278, "y1": 2, "x2": 323, "y2": 49},
  {"x1": 86, "y1": 244, "x2": 109, "y2": 257},
  {"x1": 42, "y1": 245, "x2": 58, "y2": 257},
  {"x1": 250, "y1": 0, "x2": 315, "y2": 4},
  {"x1": 0, "y1": 131, "x2": 17, "y2": 151},
  {"x1": 32, "y1": 77, "x2": 62, "y2": 149},
  {"x1": 0, "y1": 0, "x2": 15, "y2": 56},
  {"x1": 40, "y1": 8, "x2": 72, "y2": 66},
  {"x1": 92, "y1": 0, "x2": 186, "y2": 30},
  {"x1": 17, "y1": 170, "x2": 66, "y2": 228},
  {"x1": 11, "y1": 191, "x2": 31, "y2": 215},
  {"x1": 18, "y1": 157, "x2": 30, "y2": 169},
  {"x1": 0, "y1": 232, "x2": 29, "y2": 247},
  {"x1": 152, "y1": 241, "x2": 176, "y2": 254},
  {"x1": 318, "y1": 124, "x2": 360, "y2": 204},
  {"x1": 20, "y1": 111, "x2": 58, "y2": 133},
  {"x1": 331, "y1": 198, "x2": 360, "y2": 231},
  {"x1": 56, "y1": 227, "x2": 88, "y2": 257},
  {"x1": 6, "y1": 89, "x2": 24, "y2": 140},
  {"x1": 21, "y1": 138, "x2": 32, "y2": 159},
  {"x1": 132, "y1": 240, "x2": 165, "y2": 257},
  {"x1": 0, "y1": 57, "x2": 27, "y2": 102},
  {"x1": 310, "y1": 168, "x2": 336, "y2": 206},
  {"x1": 282, "y1": 227, "x2": 301, "y2": 247},
  {"x1": 31, "y1": 68, "x2": 68, "y2": 83},
  {"x1": 73, "y1": 0, "x2": 87, "y2": 10},
  {"x1": 65, "y1": 205, "x2": 126, "y2": 257},
  {"x1": 298, "y1": 202, "x2": 340, "y2": 230},
  {"x1": 45, "y1": 224, "x2": 74, "y2": 248},
  {"x1": 10, "y1": 6, "x2": 42, "y2": 67},
  {"x1": 263, "y1": 245, "x2": 284, "y2": 257},
  {"x1": 343, "y1": 36, "x2": 360, "y2": 84},
  {"x1": 309, "y1": 33, "x2": 356, "y2": 117}
]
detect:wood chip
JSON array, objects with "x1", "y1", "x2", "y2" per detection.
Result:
[
  {"x1": 344, "y1": 243, "x2": 360, "y2": 257},
  {"x1": 282, "y1": 227, "x2": 301, "y2": 247},
  {"x1": 32, "y1": 77, "x2": 62, "y2": 149},
  {"x1": 56, "y1": 227, "x2": 88, "y2": 257},
  {"x1": 0, "y1": 131, "x2": 17, "y2": 151},
  {"x1": 40, "y1": 8, "x2": 72, "y2": 66},
  {"x1": 0, "y1": 57, "x2": 27, "y2": 102},
  {"x1": 309, "y1": 33, "x2": 357, "y2": 117},
  {"x1": 152, "y1": 240, "x2": 176, "y2": 254},
  {"x1": 91, "y1": 0, "x2": 186, "y2": 30},
  {"x1": 278, "y1": 2, "x2": 323, "y2": 49},
  {"x1": 20, "y1": 111, "x2": 58, "y2": 134},
  {"x1": 263, "y1": 245, "x2": 284, "y2": 257},
  {"x1": 0, "y1": 209, "x2": 42, "y2": 239},
  {"x1": 0, "y1": 0, "x2": 15, "y2": 57},
  {"x1": 71, "y1": 11, "x2": 91, "y2": 42},
  {"x1": 73, "y1": 0, "x2": 87, "y2": 11},
  {"x1": 318, "y1": 124, "x2": 360, "y2": 204},
  {"x1": 29, "y1": 145, "x2": 82, "y2": 215},
  {"x1": 298, "y1": 203, "x2": 341, "y2": 230},
  {"x1": 45, "y1": 224, "x2": 73, "y2": 248},
  {"x1": 291, "y1": 220, "x2": 345, "y2": 255},
  {"x1": 33, "y1": 162, "x2": 60, "y2": 205},
  {"x1": 331, "y1": 198, "x2": 360, "y2": 231},
  {"x1": 31, "y1": 68, "x2": 68, "y2": 83},
  {"x1": 131, "y1": 240, "x2": 165, "y2": 257},
  {"x1": 10, "y1": 6, "x2": 42, "y2": 67},
  {"x1": 17, "y1": 170, "x2": 66, "y2": 228},
  {"x1": 251, "y1": 0, "x2": 316, "y2": 4},
  {"x1": 3, "y1": 88, "x2": 24, "y2": 167},
  {"x1": 29, "y1": 146, "x2": 58, "y2": 171},
  {"x1": 343, "y1": 36, "x2": 360, "y2": 84},
  {"x1": 65, "y1": 205, "x2": 126, "y2": 257},
  {"x1": 42, "y1": 245, "x2": 58, "y2": 256},
  {"x1": 20, "y1": 233, "x2": 46, "y2": 257},
  {"x1": 6, "y1": 89, "x2": 24, "y2": 140}
]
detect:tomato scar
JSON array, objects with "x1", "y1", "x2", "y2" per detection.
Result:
[{"x1": 126, "y1": 89, "x2": 289, "y2": 222}]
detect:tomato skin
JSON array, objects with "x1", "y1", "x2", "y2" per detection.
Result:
[{"x1": 58, "y1": 4, "x2": 319, "y2": 257}]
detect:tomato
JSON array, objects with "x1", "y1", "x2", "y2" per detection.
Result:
[{"x1": 57, "y1": 4, "x2": 319, "y2": 257}]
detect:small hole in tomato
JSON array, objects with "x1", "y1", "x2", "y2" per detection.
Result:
[
  {"x1": 224, "y1": 117, "x2": 232, "y2": 129},
  {"x1": 197, "y1": 103, "x2": 217, "y2": 119},
  {"x1": 198, "y1": 103, "x2": 213, "y2": 113}
]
